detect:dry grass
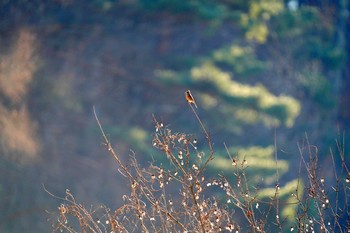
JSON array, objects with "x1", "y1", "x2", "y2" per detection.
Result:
[{"x1": 47, "y1": 103, "x2": 350, "y2": 232}]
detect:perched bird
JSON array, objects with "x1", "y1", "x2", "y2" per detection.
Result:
[{"x1": 185, "y1": 90, "x2": 198, "y2": 108}]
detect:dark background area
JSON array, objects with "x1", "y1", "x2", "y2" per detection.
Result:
[{"x1": 0, "y1": 0, "x2": 349, "y2": 232}]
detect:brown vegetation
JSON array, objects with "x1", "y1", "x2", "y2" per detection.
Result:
[
  {"x1": 0, "y1": 28, "x2": 40, "y2": 162},
  {"x1": 48, "y1": 103, "x2": 350, "y2": 232},
  {"x1": 0, "y1": 29, "x2": 37, "y2": 103}
]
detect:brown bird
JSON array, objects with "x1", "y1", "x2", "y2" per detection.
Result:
[{"x1": 185, "y1": 90, "x2": 198, "y2": 108}]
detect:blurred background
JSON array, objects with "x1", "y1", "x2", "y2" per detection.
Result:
[{"x1": 0, "y1": 0, "x2": 349, "y2": 232}]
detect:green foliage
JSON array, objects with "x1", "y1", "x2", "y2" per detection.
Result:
[
  {"x1": 271, "y1": 7, "x2": 345, "y2": 69},
  {"x1": 136, "y1": 0, "x2": 286, "y2": 43},
  {"x1": 157, "y1": 60, "x2": 300, "y2": 127},
  {"x1": 298, "y1": 72, "x2": 335, "y2": 109},
  {"x1": 191, "y1": 62, "x2": 299, "y2": 126},
  {"x1": 268, "y1": 6, "x2": 344, "y2": 113},
  {"x1": 212, "y1": 44, "x2": 267, "y2": 76},
  {"x1": 136, "y1": 0, "x2": 253, "y2": 19},
  {"x1": 258, "y1": 179, "x2": 302, "y2": 221},
  {"x1": 240, "y1": 0, "x2": 284, "y2": 43},
  {"x1": 52, "y1": 76, "x2": 84, "y2": 113},
  {"x1": 101, "y1": 124, "x2": 153, "y2": 156},
  {"x1": 212, "y1": 145, "x2": 289, "y2": 185},
  {"x1": 231, "y1": 145, "x2": 275, "y2": 158},
  {"x1": 138, "y1": 0, "x2": 195, "y2": 12},
  {"x1": 210, "y1": 145, "x2": 299, "y2": 226},
  {"x1": 257, "y1": 179, "x2": 299, "y2": 199}
]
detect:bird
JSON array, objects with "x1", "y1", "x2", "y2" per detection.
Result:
[{"x1": 185, "y1": 90, "x2": 198, "y2": 108}]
